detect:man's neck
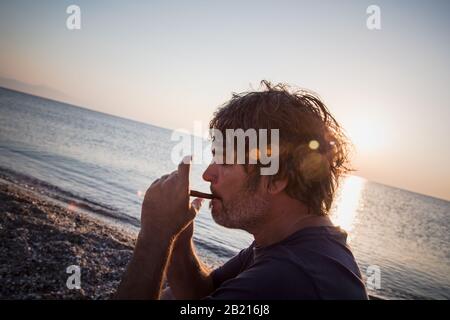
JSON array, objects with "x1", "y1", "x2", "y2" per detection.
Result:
[{"x1": 251, "y1": 196, "x2": 334, "y2": 247}]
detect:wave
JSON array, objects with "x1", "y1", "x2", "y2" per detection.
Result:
[{"x1": 0, "y1": 166, "x2": 140, "y2": 227}]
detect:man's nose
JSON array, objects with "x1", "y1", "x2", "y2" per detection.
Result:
[{"x1": 202, "y1": 163, "x2": 217, "y2": 184}]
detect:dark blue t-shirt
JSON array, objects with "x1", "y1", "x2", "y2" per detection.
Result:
[{"x1": 205, "y1": 226, "x2": 368, "y2": 300}]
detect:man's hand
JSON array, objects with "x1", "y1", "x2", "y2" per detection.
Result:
[
  {"x1": 115, "y1": 155, "x2": 204, "y2": 299},
  {"x1": 173, "y1": 198, "x2": 203, "y2": 247},
  {"x1": 139, "y1": 155, "x2": 197, "y2": 243}
]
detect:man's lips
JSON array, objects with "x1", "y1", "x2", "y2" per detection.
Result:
[
  {"x1": 209, "y1": 197, "x2": 222, "y2": 210},
  {"x1": 210, "y1": 189, "x2": 222, "y2": 200}
]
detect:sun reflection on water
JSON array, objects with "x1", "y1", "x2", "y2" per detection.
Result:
[{"x1": 330, "y1": 176, "x2": 366, "y2": 235}]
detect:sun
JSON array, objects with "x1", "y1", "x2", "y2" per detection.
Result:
[{"x1": 345, "y1": 119, "x2": 386, "y2": 154}]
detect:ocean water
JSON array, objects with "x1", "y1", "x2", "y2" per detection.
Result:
[{"x1": 0, "y1": 87, "x2": 449, "y2": 300}]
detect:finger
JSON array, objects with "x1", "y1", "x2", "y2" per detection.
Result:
[
  {"x1": 168, "y1": 170, "x2": 178, "y2": 178},
  {"x1": 150, "y1": 177, "x2": 161, "y2": 186},
  {"x1": 162, "y1": 171, "x2": 179, "y2": 186},
  {"x1": 160, "y1": 173, "x2": 171, "y2": 180},
  {"x1": 177, "y1": 155, "x2": 192, "y2": 184},
  {"x1": 151, "y1": 172, "x2": 171, "y2": 188},
  {"x1": 191, "y1": 198, "x2": 204, "y2": 211},
  {"x1": 188, "y1": 198, "x2": 203, "y2": 220}
]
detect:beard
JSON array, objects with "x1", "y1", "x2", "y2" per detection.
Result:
[{"x1": 210, "y1": 186, "x2": 270, "y2": 231}]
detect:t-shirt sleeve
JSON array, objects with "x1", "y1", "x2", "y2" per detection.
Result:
[
  {"x1": 205, "y1": 257, "x2": 318, "y2": 300},
  {"x1": 210, "y1": 244, "x2": 255, "y2": 290}
]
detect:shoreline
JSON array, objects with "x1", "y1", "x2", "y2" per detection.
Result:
[
  {"x1": 0, "y1": 174, "x2": 389, "y2": 300},
  {"x1": 0, "y1": 179, "x2": 136, "y2": 299}
]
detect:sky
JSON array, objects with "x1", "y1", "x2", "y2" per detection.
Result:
[{"x1": 0, "y1": 0, "x2": 449, "y2": 200}]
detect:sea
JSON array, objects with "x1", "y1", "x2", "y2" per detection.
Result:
[{"x1": 0, "y1": 87, "x2": 449, "y2": 299}]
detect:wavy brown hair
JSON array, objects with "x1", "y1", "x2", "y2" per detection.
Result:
[{"x1": 209, "y1": 80, "x2": 352, "y2": 216}]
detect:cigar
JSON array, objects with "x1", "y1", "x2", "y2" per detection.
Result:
[{"x1": 189, "y1": 190, "x2": 214, "y2": 199}]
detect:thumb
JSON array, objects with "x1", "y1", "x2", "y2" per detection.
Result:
[{"x1": 190, "y1": 198, "x2": 204, "y2": 213}]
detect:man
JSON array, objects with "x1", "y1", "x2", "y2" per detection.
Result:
[{"x1": 115, "y1": 81, "x2": 368, "y2": 300}]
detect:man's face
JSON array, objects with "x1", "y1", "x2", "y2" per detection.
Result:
[{"x1": 202, "y1": 162, "x2": 269, "y2": 231}]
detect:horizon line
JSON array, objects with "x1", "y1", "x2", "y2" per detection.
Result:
[{"x1": 1, "y1": 85, "x2": 448, "y2": 203}]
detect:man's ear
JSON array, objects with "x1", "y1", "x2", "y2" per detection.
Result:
[{"x1": 267, "y1": 177, "x2": 288, "y2": 195}]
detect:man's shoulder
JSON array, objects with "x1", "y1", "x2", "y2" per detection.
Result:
[
  {"x1": 207, "y1": 226, "x2": 368, "y2": 300},
  {"x1": 257, "y1": 226, "x2": 352, "y2": 260},
  {"x1": 209, "y1": 245, "x2": 367, "y2": 300},
  {"x1": 207, "y1": 254, "x2": 319, "y2": 299}
]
